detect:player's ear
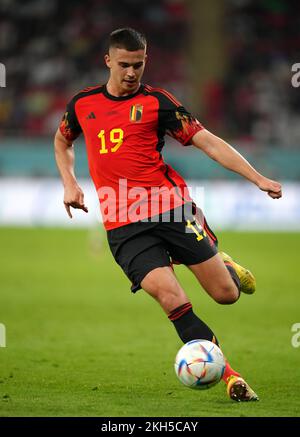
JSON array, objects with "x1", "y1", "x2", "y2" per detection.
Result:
[
  {"x1": 104, "y1": 54, "x2": 111, "y2": 68},
  {"x1": 144, "y1": 53, "x2": 148, "y2": 64}
]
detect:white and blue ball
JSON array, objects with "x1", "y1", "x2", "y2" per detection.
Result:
[{"x1": 174, "y1": 339, "x2": 225, "y2": 390}]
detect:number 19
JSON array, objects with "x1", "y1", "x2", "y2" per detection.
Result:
[{"x1": 98, "y1": 128, "x2": 124, "y2": 154}]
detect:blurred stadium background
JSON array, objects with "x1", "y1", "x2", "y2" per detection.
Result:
[{"x1": 0, "y1": 0, "x2": 299, "y2": 229}]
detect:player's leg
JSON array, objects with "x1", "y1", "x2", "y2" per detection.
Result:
[
  {"x1": 153, "y1": 208, "x2": 258, "y2": 400},
  {"x1": 175, "y1": 257, "x2": 258, "y2": 400},
  {"x1": 140, "y1": 265, "x2": 188, "y2": 313},
  {"x1": 140, "y1": 264, "x2": 219, "y2": 345},
  {"x1": 194, "y1": 205, "x2": 256, "y2": 295},
  {"x1": 107, "y1": 224, "x2": 219, "y2": 346},
  {"x1": 219, "y1": 251, "x2": 256, "y2": 295},
  {"x1": 109, "y1": 229, "x2": 222, "y2": 349},
  {"x1": 155, "y1": 210, "x2": 241, "y2": 305},
  {"x1": 141, "y1": 263, "x2": 258, "y2": 401},
  {"x1": 137, "y1": 254, "x2": 258, "y2": 401},
  {"x1": 108, "y1": 222, "x2": 258, "y2": 401},
  {"x1": 188, "y1": 253, "x2": 240, "y2": 305}
]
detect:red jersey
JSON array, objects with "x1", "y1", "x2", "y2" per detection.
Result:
[{"x1": 59, "y1": 84, "x2": 203, "y2": 230}]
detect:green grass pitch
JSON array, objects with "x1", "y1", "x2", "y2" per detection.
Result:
[{"x1": 0, "y1": 228, "x2": 299, "y2": 417}]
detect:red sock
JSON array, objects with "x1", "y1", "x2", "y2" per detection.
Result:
[{"x1": 222, "y1": 360, "x2": 241, "y2": 383}]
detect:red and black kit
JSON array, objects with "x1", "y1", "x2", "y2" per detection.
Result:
[
  {"x1": 60, "y1": 84, "x2": 218, "y2": 291},
  {"x1": 60, "y1": 83, "x2": 203, "y2": 229}
]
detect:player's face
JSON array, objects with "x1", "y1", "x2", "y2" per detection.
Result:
[{"x1": 105, "y1": 47, "x2": 147, "y2": 95}]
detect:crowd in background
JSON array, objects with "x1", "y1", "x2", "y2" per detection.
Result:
[
  {"x1": 0, "y1": 0, "x2": 188, "y2": 136},
  {"x1": 0, "y1": 0, "x2": 299, "y2": 149},
  {"x1": 207, "y1": 0, "x2": 300, "y2": 147}
]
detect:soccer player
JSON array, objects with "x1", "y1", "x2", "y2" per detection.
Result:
[{"x1": 54, "y1": 28, "x2": 282, "y2": 401}]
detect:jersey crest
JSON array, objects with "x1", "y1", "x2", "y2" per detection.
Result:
[{"x1": 129, "y1": 104, "x2": 143, "y2": 122}]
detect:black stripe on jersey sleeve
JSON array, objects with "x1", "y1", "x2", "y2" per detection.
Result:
[
  {"x1": 59, "y1": 85, "x2": 104, "y2": 142},
  {"x1": 144, "y1": 87, "x2": 203, "y2": 146}
]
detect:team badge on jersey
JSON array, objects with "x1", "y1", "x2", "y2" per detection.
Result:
[{"x1": 129, "y1": 104, "x2": 143, "y2": 122}]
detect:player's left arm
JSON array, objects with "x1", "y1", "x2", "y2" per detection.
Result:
[{"x1": 191, "y1": 129, "x2": 282, "y2": 199}]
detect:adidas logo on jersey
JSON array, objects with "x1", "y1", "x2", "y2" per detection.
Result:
[{"x1": 86, "y1": 112, "x2": 96, "y2": 119}]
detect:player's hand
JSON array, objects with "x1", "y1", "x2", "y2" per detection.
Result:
[
  {"x1": 257, "y1": 177, "x2": 282, "y2": 199},
  {"x1": 63, "y1": 183, "x2": 88, "y2": 218}
]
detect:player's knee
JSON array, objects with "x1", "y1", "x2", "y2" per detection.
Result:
[
  {"x1": 142, "y1": 269, "x2": 183, "y2": 308},
  {"x1": 214, "y1": 284, "x2": 239, "y2": 305},
  {"x1": 156, "y1": 284, "x2": 182, "y2": 309},
  {"x1": 155, "y1": 278, "x2": 186, "y2": 310}
]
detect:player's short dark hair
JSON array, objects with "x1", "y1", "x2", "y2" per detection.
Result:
[{"x1": 108, "y1": 28, "x2": 147, "y2": 51}]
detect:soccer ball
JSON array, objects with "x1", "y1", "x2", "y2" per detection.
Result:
[{"x1": 174, "y1": 339, "x2": 225, "y2": 390}]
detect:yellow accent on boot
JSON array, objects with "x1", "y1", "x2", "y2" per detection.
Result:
[
  {"x1": 220, "y1": 251, "x2": 256, "y2": 294},
  {"x1": 226, "y1": 375, "x2": 259, "y2": 402}
]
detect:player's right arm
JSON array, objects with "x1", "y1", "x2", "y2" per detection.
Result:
[{"x1": 54, "y1": 104, "x2": 88, "y2": 218}]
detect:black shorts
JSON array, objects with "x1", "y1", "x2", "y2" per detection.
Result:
[{"x1": 107, "y1": 203, "x2": 218, "y2": 293}]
